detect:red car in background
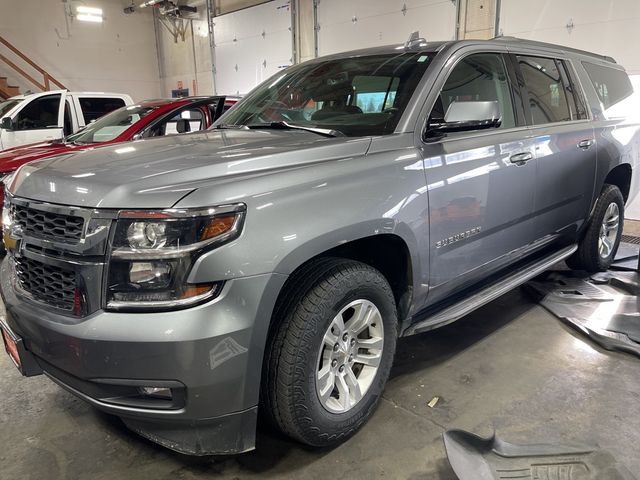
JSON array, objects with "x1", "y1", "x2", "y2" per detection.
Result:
[{"x1": 0, "y1": 95, "x2": 238, "y2": 208}]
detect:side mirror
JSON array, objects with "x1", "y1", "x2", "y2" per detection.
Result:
[
  {"x1": 427, "y1": 101, "x2": 501, "y2": 138},
  {"x1": 0, "y1": 117, "x2": 14, "y2": 131}
]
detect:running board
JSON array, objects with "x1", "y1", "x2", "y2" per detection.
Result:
[{"x1": 403, "y1": 244, "x2": 578, "y2": 336}]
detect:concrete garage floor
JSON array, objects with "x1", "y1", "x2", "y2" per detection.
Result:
[{"x1": 1, "y1": 287, "x2": 639, "y2": 479}]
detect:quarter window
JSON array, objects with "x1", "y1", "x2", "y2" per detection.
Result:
[
  {"x1": 517, "y1": 56, "x2": 578, "y2": 125},
  {"x1": 430, "y1": 53, "x2": 516, "y2": 134},
  {"x1": 582, "y1": 62, "x2": 633, "y2": 117}
]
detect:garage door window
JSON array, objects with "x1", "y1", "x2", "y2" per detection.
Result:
[
  {"x1": 430, "y1": 53, "x2": 516, "y2": 134},
  {"x1": 79, "y1": 97, "x2": 127, "y2": 124},
  {"x1": 517, "y1": 56, "x2": 579, "y2": 125},
  {"x1": 353, "y1": 76, "x2": 400, "y2": 113}
]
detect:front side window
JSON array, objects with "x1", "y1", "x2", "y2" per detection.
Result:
[
  {"x1": 582, "y1": 62, "x2": 634, "y2": 118},
  {"x1": 518, "y1": 56, "x2": 577, "y2": 125},
  {"x1": 78, "y1": 97, "x2": 127, "y2": 124},
  {"x1": 14, "y1": 94, "x2": 61, "y2": 130},
  {"x1": 429, "y1": 53, "x2": 516, "y2": 133},
  {"x1": 65, "y1": 105, "x2": 156, "y2": 144},
  {"x1": 218, "y1": 52, "x2": 434, "y2": 136}
]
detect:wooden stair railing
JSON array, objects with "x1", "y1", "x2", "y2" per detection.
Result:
[{"x1": 0, "y1": 35, "x2": 66, "y2": 99}]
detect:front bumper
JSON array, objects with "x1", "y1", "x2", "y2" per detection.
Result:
[{"x1": 0, "y1": 258, "x2": 287, "y2": 455}]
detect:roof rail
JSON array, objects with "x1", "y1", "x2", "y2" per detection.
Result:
[{"x1": 490, "y1": 35, "x2": 617, "y2": 64}]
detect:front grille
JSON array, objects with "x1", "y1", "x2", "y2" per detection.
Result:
[
  {"x1": 12, "y1": 204, "x2": 84, "y2": 243},
  {"x1": 14, "y1": 257, "x2": 76, "y2": 312}
]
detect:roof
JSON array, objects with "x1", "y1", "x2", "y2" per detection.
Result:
[{"x1": 304, "y1": 36, "x2": 617, "y2": 65}]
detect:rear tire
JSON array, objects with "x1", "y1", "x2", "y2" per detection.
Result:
[
  {"x1": 263, "y1": 257, "x2": 397, "y2": 447},
  {"x1": 567, "y1": 184, "x2": 624, "y2": 272}
]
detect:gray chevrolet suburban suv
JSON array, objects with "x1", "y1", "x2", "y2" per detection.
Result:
[{"x1": 1, "y1": 37, "x2": 636, "y2": 455}]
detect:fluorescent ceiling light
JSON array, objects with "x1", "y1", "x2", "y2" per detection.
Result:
[
  {"x1": 77, "y1": 6, "x2": 103, "y2": 22},
  {"x1": 77, "y1": 6, "x2": 103, "y2": 15},
  {"x1": 77, "y1": 14, "x2": 103, "y2": 22}
]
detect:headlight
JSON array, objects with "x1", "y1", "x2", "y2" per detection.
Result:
[{"x1": 106, "y1": 204, "x2": 245, "y2": 311}]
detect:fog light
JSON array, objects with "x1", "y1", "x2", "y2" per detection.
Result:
[{"x1": 139, "y1": 386, "x2": 172, "y2": 399}]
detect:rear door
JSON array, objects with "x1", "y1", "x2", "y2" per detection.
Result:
[
  {"x1": 513, "y1": 53, "x2": 596, "y2": 242},
  {"x1": 419, "y1": 49, "x2": 538, "y2": 304}
]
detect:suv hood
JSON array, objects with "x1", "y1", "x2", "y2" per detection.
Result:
[{"x1": 9, "y1": 129, "x2": 372, "y2": 209}]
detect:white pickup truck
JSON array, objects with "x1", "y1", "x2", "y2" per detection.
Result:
[{"x1": 0, "y1": 90, "x2": 133, "y2": 150}]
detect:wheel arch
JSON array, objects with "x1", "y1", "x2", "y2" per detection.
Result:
[
  {"x1": 603, "y1": 163, "x2": 632, "y2": 203},
  {"x1": 271, "y1": 224, "x2": 419, "y2": 327}
]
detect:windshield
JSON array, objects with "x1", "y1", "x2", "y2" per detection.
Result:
[
  {"x1": 66, "y1": 105, "x2": 157, "y2": 144},
  {"x1": 218, "y1": 52, "x2": 434, "y2": 136},
  {"x1": 0, "y1": 99, "x2": 22, "y2": 118}
]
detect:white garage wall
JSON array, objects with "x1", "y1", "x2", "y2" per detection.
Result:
[
  {"x1": 316, "y1": 0, "x2": 457, "y2": 56},
  {"x1": 155, "y1": 9, "x2": 215, "y2": 98},
  {"x1": 499, "y1": 0, "x2": 640, "y2": 219},
  {"x1": 0, "y1": 0, "x2": 161, "y2": 101},
  {"x1": 212, "y1": 0, "x2": 294, "y2": 95}
]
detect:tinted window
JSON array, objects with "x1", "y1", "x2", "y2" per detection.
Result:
[
  {"x1": 518, "y1": 56, "x2": 575, "y2": 125},
  {"x1": 78, "y1": 97, "x2": 127, "y2": 123},
  {"x1": 430, "y1": 53, "x2": 516, "y2": 132},
  {"x1": 219, "y1": 53, "x2": 434, "y2": 136},
  {"x1": 582, "y1": 62, "x2": 633, "y2": 113},
  {"x1": 14, "y1": 94, "x2": 61, "y2": 130},
  {"x1": 561, "y1": 62, "x2": 589, "y2": 120}
]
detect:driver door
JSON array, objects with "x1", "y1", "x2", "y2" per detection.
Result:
[
  {"x1": 4, "y1": 91, "x2": 67, "y2": 148},
  {"x1": 419, "y1": 51, "x2": 538, "y2": 304}
]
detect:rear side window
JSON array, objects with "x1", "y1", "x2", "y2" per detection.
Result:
[
  {"x1": 582, "y1": 62, "x2": 633, "y2": 114},
  {"x1": 517, "y1": 56, "x2": 579, "y2": 125},
  {"x1": 78, "y1": 97, "x2": 127, "y2": 123}
]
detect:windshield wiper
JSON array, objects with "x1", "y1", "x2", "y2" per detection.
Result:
[
  {"x1": 213, "y1": 123, "x2": 248, "y2": 130},
  {"x1": 246, "y1": 121, "x2": 344, "y2": 138}
]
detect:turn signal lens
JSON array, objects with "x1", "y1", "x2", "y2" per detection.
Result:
[
  {"x1": 200, "y1": 215, "x2": 236, "y2": 241},
  {"x1": 181, "y1": 284, "x2": 215, "y2": 299}
]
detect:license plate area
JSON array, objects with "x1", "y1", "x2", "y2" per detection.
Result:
[
  {"x1": 0, "y1": 322, "x2": 42, "y2": 377},
  {"x1": 2, "y1": 326, "x2": 20, "y2": 368}
]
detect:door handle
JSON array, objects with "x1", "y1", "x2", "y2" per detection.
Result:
[
  {"x1": 510, "y1": 152, "x2": 533, "y2": 165},
  {"x1": 577, "y1": 138, "x2": 594, "y2": 150}
]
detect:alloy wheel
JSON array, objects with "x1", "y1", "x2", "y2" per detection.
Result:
[{"x1": 315, "y1": 299, "x2": 384, "y2": 414}]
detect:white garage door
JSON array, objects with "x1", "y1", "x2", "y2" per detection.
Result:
[
  {"x1": 317, "y1": 0, "x2": 457, "y2": 56},
  {"x1": 213, "y1": 0, "x2": 293, "y2": 95}
]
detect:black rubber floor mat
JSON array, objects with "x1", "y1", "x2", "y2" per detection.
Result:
[
  {"x1": 443, "y1": 430, "x2": 636, "y2": 479},
  {"x1": 610, "y1": 242, "x2": 640, "y2": 271},
  {"x1": 526, "y1": 269, "x2": 640, "y2": 359}
]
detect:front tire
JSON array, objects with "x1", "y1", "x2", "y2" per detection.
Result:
[
  {"x1": 567, "y1": 184, "x2": 624, "y2": 272},
  {"x1": 264, "y1": 258, "x2": 398, "y2": 447}
]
